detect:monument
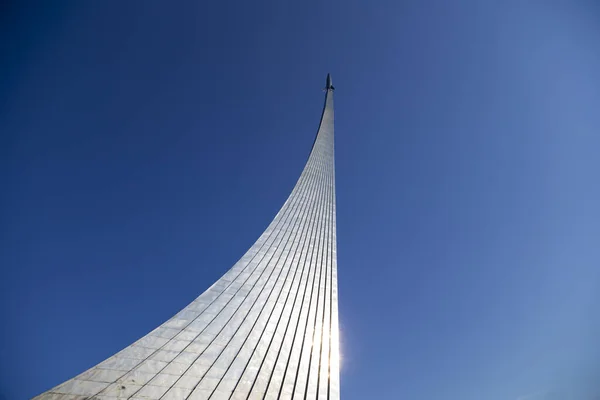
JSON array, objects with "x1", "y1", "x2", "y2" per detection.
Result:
[{"x1": 35, "y1": 74, "x2": 339, "y2": 400}]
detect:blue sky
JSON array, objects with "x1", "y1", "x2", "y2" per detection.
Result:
[{"x1": 2, "y1": 1, "x2": 600, "y2": 399}]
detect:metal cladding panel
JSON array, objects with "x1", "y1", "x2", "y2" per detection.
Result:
[{"x1": 34, "y1": 81, "x2": 339, "y2": 400}]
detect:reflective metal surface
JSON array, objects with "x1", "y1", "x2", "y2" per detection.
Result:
[{"x1": 34, "y1": 76, "x2": 339, "y2": 400}]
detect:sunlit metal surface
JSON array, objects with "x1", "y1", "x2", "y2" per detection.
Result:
[{"x1": 34, "y1": 75, "x2": 339, "y2": 400}]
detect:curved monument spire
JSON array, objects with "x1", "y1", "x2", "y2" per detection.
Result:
[{"x1": 35, "y1": 74, "x2": 339, "y2": 400}]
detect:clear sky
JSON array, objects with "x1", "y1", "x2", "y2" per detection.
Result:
[{"x1": 2, "y1": 1, "x2": 600, "y2": 399}]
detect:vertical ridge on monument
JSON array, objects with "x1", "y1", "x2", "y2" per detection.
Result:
[{"x1": 35, "y1": 74, "x2": 340, "y2": 400}]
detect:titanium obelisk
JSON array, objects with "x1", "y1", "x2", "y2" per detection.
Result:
[{"x1": 35, "y1": 74, "x2": 339, "y2": 400}]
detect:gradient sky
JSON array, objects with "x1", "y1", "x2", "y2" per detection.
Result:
[{"x1": 2, "y1": 1, "x2": 600, "y2": 399}]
